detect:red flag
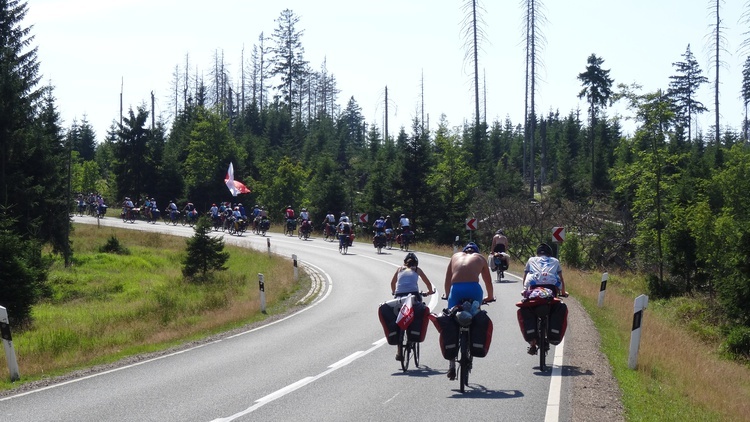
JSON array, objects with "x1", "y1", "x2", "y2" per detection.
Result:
[{"x1": 224, "y1": 162, "x2": 251, "y2": 196}]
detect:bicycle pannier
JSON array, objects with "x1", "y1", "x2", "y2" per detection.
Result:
[
  {"x1": 406, "y1": 302, "x2": 431, "y2": 343},
  {"x1": 430, "y1": 312, "x2": 459, "y2": 360},
  {"x1": 378, "y1": 302, "x2": 400, "y2": 345},
  {"x1": 547, "y1": 301, "x2": 568, "y2": 345},
  {"x1": 516, "y1": 306, "x2": 538, "y2": 342},
  {"x1": 470, "y1": 310, "x2": 493, "y2": 358}
]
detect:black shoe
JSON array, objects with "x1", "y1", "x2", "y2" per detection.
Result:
[
  {"x1": 447, "y1": 367, "x2": 456, "y2": 380},
  {"x1": 527, "y1": 344, "x2": 538, "y2": 355}
]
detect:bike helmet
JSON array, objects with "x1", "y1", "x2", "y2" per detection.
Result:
[
  {"x1": 463, "y1": 242, "x2": 479, "y2": 253},
  {"x1": 404, "y1": 252, "x2": 418, "y2": 266},
  {"x1": 496, "y1": 229, "x2": 504, "y2": 235},
  {"x1": 400, "y1": 214, "x2": 405, "y2": 217},
  {"x1": 537, "y1": 243, "x2": 553, "y2": 256},
  {"x1": 386, "y1": 215, "x2": 390, "y2": 218}
]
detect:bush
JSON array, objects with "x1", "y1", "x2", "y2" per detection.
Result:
[
  {"x1": 722, "y1": 326, "x2": 750, "y2": 358},
  {"x1": 647, "y1": 273, "x2": 682, "y2": 300},
  {"x1": 560, "y1": 232, "x2": 583, "y2": 268},
  {"x1": 99, "y1": 235, "x2": 130, "y2": 255}
]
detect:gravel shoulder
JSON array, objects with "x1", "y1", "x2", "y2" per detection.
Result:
[{"x1": 565, "y1": 296, "x2": 625, "y2": 421}]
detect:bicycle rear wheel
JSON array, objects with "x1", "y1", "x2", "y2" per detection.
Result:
[
  {"x1": 413, "y1": 342, "x2": 420, "y2": 367},
  {"x1": 539, "y1": 318, "x2": 548, "y2": 371},
  {"x1": 400, "y1": 332, "x2": 410, "y2": 372},
  {"x1": 459, "y1": 331, "x2": 470, "y2": 392}
]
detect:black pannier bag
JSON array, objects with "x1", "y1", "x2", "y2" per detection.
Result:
[
  {"x1": 470, "y1": 310, "x2": 493, "y2": 357},
  {"x1": 430, "y1": 312, "x2": 459, "y2": 360}
]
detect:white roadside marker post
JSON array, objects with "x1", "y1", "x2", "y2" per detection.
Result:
[
  {"x1": 628, "y1": 294, "x2": 649, "y2": 369},
  {"x1": 259, "y1": 273, "x2": 267, "y2": 314},
  {"x1": 292, "y1": 254, "x2": 299, "y2": 281},
  {"x1": 0, "y1": 306, "x2": 20, "y2": 381},
  {"x1": 598, "y1": 272, "x2": 609, "y2": 307}
]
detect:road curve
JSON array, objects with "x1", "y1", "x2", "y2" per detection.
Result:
[{"x1": 0, "y1": 216, "x2": 573, "y2": 421}]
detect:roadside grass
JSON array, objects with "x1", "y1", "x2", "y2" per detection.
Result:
[
  {"x1": 569, "y1": 269, "x2": 750, "y2": 421},
  {"x1": 0, "y1": 224, "x2": 303, "y2": 391}
]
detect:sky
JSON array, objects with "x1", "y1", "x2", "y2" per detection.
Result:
[{"x1": 24, "y1": 0, "x2": 750, "y2": 141}]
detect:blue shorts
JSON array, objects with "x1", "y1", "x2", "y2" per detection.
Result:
[{"x1": 448, "y1": 282, "x2": 483, "y2": 308}]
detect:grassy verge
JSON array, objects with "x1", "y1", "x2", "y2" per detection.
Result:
[
  {"x1": 568, "y1": 269, "x2": 749, "y2": 421},
  {"x1": 0, "y1": 224, "x2": 305, "y2": 391}
]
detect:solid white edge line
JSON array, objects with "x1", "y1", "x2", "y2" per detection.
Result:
[
  {"x1": 1, "y1": 262, "x2": 333, "y2": 402},
  {"x1": 544, "y1": 337, "x2": 565, "y2": 422}
]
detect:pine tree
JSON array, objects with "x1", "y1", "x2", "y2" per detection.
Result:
[
  {"x1": 578, "y1": 54, "x2": 614, "y2": 191},
  {"x1": 668, "y1": 44, "x2": 708, "y2": 143},
  {"x1": 182, "y1": 216, "x2": 229, "y2": 279},
  {"x1": 0, "y1": 0, "x2": 69, "y2": 320},
  {"x1": 271, "y1": 9, "x2": 308, "y2": 121}
]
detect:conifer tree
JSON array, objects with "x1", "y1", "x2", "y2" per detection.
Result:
[
  {"x1": 668, "y1": 45, "x2": 708, "y2": 143},
  {"x1": 182, "y1": 216, "x2": 229, "y2": 279}
]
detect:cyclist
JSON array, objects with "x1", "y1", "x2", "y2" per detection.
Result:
[
  {"x1": 442, "y1": 242, "x2": 494, "y2": 380},
  {"x1": 76, "y1": 194, "x2": 86, "y2": 215},
  {"x1": 210, "y1": 203, "x2": 220, "y2": 226},
  {"x1": 299, "y1": 207, "x2": 310, "y2": 222},
  {"x1": 183, "y1": 201, "x2": 198, "y2": 222},
  {"x1": 122, "y1": 197, "x2": 134, "y2": 219},
  {"x1": 322, "y1": 211, "x2": 336, "y2": 238},
  {"x1": 489, "y1": 229, "x2": 510, "y2": 271},
  {"x1": 390, "y1": 252, "x2": 435, "y2": 361},
  {"x1": 373, "y1": 215, "x2": 385, "y2": 234},
  {"x1": 384, "y1": 215, "x2": 394, "y2": 244},
  {"x1": 337, "y1": 218, "x2": 352, "y2": 249},
  {"x1": 520, "y1": 243, "x2": 568, "y2": 355},
  {"x1": 167, "y1": 200, "x2": 179, "y2": 222},
  {"x1": 398, "y1": 214, "x2": 412, "y2": 249},
  {"x1": 339, "y1": 212, "x2": 349, "y2": 223},
  {"x1": 148, "y1": 198, "x2": 160, "y2": 221}
]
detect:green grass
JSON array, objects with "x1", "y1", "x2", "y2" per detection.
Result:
[
  {"x1": 0, "y1": 224, "x2": 304, "y2": 391},
  {"x1": 572, "y1": 271, "x2": 748, "y2": 421}
]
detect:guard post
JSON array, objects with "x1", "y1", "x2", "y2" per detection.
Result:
[
  {"x1": 598, "y1": 272, "x2": 609, "y2": 307},
  {"x1": 0, "y1": 306, "x2": 20, "y2": 381},
  {"x1": 453, "y1": 235, "x2": 460, "y2": 253},
  {"x1": 628, "y1": 294, "x2": 649, "y2": 369},
  {"x1": 266, "y1": 238, "x2": 271, "y2": 256},
  {"x1": 258, "y1": 273, "x2": 267, "y2": 314},
  {"x1": 292, "y1": 254, "x2": 299, "y2": 281}
]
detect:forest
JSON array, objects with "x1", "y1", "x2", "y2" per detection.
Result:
[{"x1": 2, "y1": 1, "x2": 750, "y2": 354}]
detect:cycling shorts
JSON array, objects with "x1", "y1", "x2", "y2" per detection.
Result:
[{"x1": 448, "y1": 282, "x2": 483, "y2": 308}]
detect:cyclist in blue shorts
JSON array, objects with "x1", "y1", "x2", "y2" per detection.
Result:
[{"x1": 442, "y1": 242, "x2": 494, "y2": 380}]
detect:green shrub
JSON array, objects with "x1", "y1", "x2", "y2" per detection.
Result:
[
  {"x1": 722, "y1": 326, "x2": 750, "y2": 358},
  {"x1": 99, "y1": 235, "x2": 130, "y2": 255}
]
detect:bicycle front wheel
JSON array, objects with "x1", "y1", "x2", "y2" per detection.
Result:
[{"x1": 413, "y1": 342, "x2": 420, "y2": 367}]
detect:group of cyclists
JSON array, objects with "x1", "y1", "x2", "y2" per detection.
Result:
[{"x1": 388, "y1": 232, "x2": 568, "y2": 380}]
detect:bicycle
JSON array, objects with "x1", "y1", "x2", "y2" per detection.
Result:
[
  {"x1": 439, "y1": 296, "x2": 494, "y2": 393},
  {"x1": 284, "y1": 219, "x2": 296, "y2": 236},
  {"x1": 491, "y1": 253, "x2": 508, "y2": 282},
  {"x1": 373, "y1": 232, "x2": 386, "y2": 254},
  {"x1": 121, "y1": 208, "x2": 136, "y2": 224},
  {"x1": 396, "y1": 292, "x2": 432, "y2": 372},
  {"x1": 338, "y1": 233, "x2": 349, "y2": 254},
  {"x1": 164, "y1": 210, "x2": 180, "y2": 226},
  {"x1": 516, "y1": 286, "x2": 568, "y2": 371}
]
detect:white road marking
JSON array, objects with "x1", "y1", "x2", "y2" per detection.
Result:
[{"x1": 545, "y1": 337, "x2": 566, "y2": 422}]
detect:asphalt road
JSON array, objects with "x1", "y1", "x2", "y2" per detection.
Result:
[{"x1": 0, "y1": 216, "x2": 572, "y2": 421}]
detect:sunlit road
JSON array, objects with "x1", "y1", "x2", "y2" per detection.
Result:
[{"x1": 0, "y1": 216, "x2": 572, "y2": 421}]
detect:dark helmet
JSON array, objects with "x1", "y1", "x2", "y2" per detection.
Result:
[
  {"x1": 496, "y1": 229, "x2": 504, "y2": 235},
  {"x1": 463, "y1": 242, "x2": 479, "y2": 253},
  {"x1": 341, "y1": 212, "x2": 346, "y2": 216},
  {"x1": 380, "y1": 216, "x2": 385, "y2": 220},
  {"x1": 537, "y1": 243, "x2": 553, "y2": 256},
  {"x1": 404, "y1": 252, "x2": 418, "y2": 266}
]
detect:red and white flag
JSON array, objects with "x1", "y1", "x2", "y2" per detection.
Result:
[{"x1": 224, "y1": 162, "x2": 251, "y2": 196}]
